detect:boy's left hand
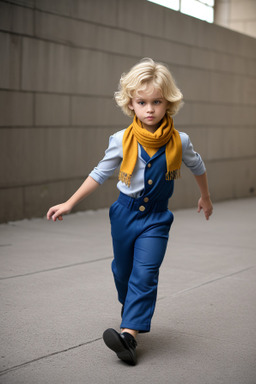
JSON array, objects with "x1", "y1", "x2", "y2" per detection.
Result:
[{"x1": 197, "y1": 196, "x2": 213, "y2": 220}]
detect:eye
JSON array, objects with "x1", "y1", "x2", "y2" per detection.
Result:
[
  {"x1": 154, "y1": 100, "x2": 161, "y2": 105},
  {"x1": 138, "y1": 101, "x2": 145, "y2": 105}
]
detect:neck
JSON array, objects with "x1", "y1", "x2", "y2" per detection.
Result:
[{"x1": 141, "y1": 120, "x2": 162, "y2": 134}]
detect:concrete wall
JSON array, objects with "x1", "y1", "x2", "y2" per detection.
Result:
[
  {"x1": 215, "y1": 0, "x2": 256, "y2": 39},
  {"x1": 0, "y1": 0, "x2": 256, "y2": 222}
]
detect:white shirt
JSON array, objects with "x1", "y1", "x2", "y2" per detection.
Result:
[{"x1": 89, "y1": 129, "x2": 206, "y2": 198}]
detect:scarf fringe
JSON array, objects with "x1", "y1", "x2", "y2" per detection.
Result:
[
  {"x1": 165, "y1": 169, "x2": 181, "y2": 181},
  {"x1": 119, "y1": 171, "x2": 132, "y2": 187},
  {"x1": 119, "y1": 169, "x2": 181, "y2": 187}
]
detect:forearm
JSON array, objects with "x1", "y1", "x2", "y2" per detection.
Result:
[
  {"x1": 194, "y1": 172, "x2": 213, "y2": 220},
  {"x1": 194, "y1": 172, "x2": 210, "y2": 198},
  {"x1": 66, "y1": 176, "x2": 100, "y2": 209},
  {"x1": 47, "y1": 176, "x2": 100, "y2": 221}
]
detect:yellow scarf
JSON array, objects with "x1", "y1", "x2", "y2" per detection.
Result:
[{"x1": 119, "y1": 114, "x2": 182, "y2": 187}]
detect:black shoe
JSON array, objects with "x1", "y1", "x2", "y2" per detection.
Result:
[{"x1": 103, "y1": 328, "x2": 137, "y2": 366}]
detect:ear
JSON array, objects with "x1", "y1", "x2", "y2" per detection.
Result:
[{"x1": 128, "y1": 101, "x2": 134, "y2": 111}]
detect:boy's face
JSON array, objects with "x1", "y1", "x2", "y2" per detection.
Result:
[{"x1": 128, "y1": 84, "x2": 168, "y2": 133}]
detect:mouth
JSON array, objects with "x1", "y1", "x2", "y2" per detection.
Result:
[{"x1": 146, "y1": 116, "x2": 154, "y2": 120}]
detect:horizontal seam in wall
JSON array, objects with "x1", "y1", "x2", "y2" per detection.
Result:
[
  {"x1": 204, "y1": 155, "x2": 256, "y2": 164},
  {"x1": 1, "y1": 0, "x2": 34, "y2": 9},
  {"x1": 1, "y1": 31, "x2": 256, "y2": 77},
  {"x1": 1, "y1": 124, "x2": 256, "y2": 130},
  {"x1": 0, "y1": 176, "x2": 118, "y2": 190},
  {"x1": 176, "y1": 124, "x2": 256, "y2": 129},
  {"x1": 0, "y1": 88, "x2": 116, "y2": 99},
  {"x1": 0, "y1": 125, "x2": 125, "y2": 129},
  {"x1": 184, "y1": 99, "x2": 256, "y2": 107},
  {"x1": 1, "y1": 123, "x2": 256, "y2": 130},
  {"x1": 0, "y1": 88, "x2": 256, "y2": 108}
]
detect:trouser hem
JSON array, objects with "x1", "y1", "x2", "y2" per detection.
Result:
[{"x1": 120, "y1": 322, "x2": 151, "y2": 334}]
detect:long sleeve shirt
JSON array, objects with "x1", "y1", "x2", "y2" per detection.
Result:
[{"x1": 89, "y1": 129, "x2": 206, "y2": 198}]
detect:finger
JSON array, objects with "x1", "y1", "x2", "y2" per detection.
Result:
[
  {"x1": 52, "y1": 212, "x2": 63, "y2": 222},
  {"x1": 47, "y1": 208, "x2": 54, "y2": 220},
  {"x1": 51, "y1": 212, "x2": 59, "y2": 222},
  {"x1": 205, "y1": 209, "x2": 212, "y2": 220}
]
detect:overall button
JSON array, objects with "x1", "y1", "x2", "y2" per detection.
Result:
[
  {"x1": 144, "y1": 197, "x2": 149, "y2": 203},
  {"x1": 148, "y1": 179, "x2": 153, "y2": 185},
  {"x1": 139, "y1": 205, "x2": 145, "y2": 212},
  {"x1": 147, "y1": 163, "x2": 152, "y2": 168}
]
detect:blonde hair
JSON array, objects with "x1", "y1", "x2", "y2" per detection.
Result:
[{"x1": 114, "y1": 58, "x2": 183, "y2": 118}]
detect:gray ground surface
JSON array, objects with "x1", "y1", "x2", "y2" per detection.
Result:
[{"x1": 1, "y1": 198, "x2": 256, "y2": 384}]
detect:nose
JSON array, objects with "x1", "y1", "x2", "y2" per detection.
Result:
[{"x1": 147, "y1": 103, "x2": 154, "y2": 113}]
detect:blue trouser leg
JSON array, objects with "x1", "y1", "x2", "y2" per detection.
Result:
[
  {"x1": 111, "y1": 246, "x2": 133, "y2": 304},
  {"x1": 120, "y1": 235, "x2": 168, "y2": 332},
  {"x1": 110, "y1": 201, "x2": 173, "y2": 333}
]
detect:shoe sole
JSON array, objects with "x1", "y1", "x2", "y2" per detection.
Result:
[{"x1": 103, "y1": 328, "x2": 136, "y2": 366}]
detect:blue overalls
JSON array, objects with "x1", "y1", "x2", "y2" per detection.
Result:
[{"x1": 110, "y1": 144, "x2": 175, "y2": 333}]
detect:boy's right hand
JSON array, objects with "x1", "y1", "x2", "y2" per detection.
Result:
[{"x1": 47, "y1": 202, "x2": 72, "y2": 222}]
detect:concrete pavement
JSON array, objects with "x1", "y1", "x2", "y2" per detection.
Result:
[{"x1": 0, "y1": 198, "x2": 256, "y2": 383}]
